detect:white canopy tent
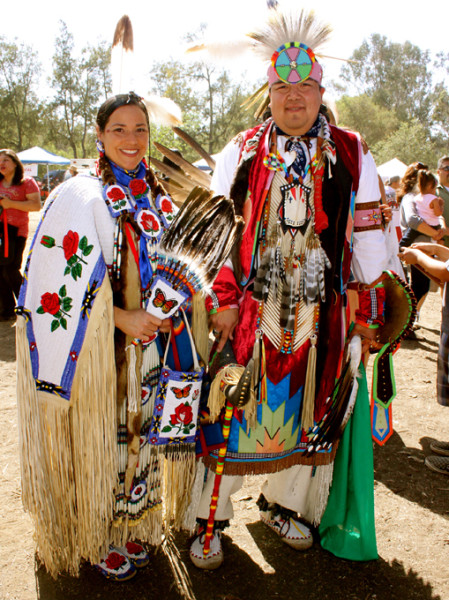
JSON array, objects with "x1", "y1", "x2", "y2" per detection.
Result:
[
  {"x1": 377, "y1": 158, "x2": 408, "y2": 183},
  {"x1": 17, "y1": 146, "x2": 71, "y2": 190}
]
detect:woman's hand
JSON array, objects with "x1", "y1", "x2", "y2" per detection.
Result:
[
  {"x1": 0, "y1": 196, "x2": 11, "y2": 210},
  {"x1": 114, "y1": 307, "x2": 170, "y2": 341},
  {"x1": 398, "y1": 247, "x2": 421, "y2": 265},
  {"x1": 209, "y1": 308, "x2": 239, "y2": 353},
  {"x1": 0, "y1": 192, "x2": 40, "y2": 212},
  {"x1": 410, "y1": 242, "x2": 449, "y2": 261}
]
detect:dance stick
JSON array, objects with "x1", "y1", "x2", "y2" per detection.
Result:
[{"x1": 202, "y1": 401, "x2": 234, "y2": 556}]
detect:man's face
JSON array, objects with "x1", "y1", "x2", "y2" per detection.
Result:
[
  {"x1": 269, "y1": 79, "x2": 325, "y2": 136},
  {"x1": 438, "y1": 160, "x2": 449, "y2": 187}
]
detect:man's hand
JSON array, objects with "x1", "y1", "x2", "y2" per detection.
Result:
[
  {"x1": 209, "y1": 308, "x2": 239, "y2": 352},
  {"x1": 380, "y1": 203, "x2": 392, "y2": 224},
  {"x1": 350, "y1": 322, "x2": 383, "y2": 354}
]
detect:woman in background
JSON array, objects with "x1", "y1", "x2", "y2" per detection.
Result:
[{"x1": 0, "y1": 149, "x2": 40, "y2": 320}]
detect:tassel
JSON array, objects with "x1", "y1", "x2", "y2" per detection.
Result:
[
  {"x1": 251, "y1": 328, "x2": 267, "y2": 404},
  {"x1": 302, "y1": 334, "x2": 317, "y2": 431},
  {"x1": 126, "y1": 342, "x2": 139, "y2": 413},
  {"x1": 208, "y1": 365, "x2": 239, "y2": 421},
  {"x1": 191, "y1": 292, "x2": 209, "y2": 366}
]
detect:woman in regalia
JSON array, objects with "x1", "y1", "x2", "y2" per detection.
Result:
[{"x1": 16, "y1": 92, "x2": 196, "y2": 581}]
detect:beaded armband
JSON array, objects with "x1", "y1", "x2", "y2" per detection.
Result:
[
  {"x1": 208, "y1": 304, "x2": 239, "y2": 316},
  {"x1": 354, "y1": 201, "x2": 383, "y2": 232}
]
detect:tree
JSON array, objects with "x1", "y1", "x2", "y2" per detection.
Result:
[
  {"x1": 0, "y1": 37, "x2": 42, "y2": 150},
  {"x1": 336, "y1": 94, "x2": 400, "y2": 147},
  {"x1": 149, "y1": 58, "x2": 259, "y2": 162},
  {"x1": 371, "y1": 120, "x2": 440, "y2": 168},
  {"x1": 49, "y1": 22, "x2": 111, "y2": 158},
  {"x1": 340, "y1": 34, "x2": 433, "y2": 125}
]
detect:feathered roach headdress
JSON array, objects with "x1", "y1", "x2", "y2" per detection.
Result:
[
  {"x1": 243, "y1": 8, "x2": 333, "y2": 119},
  {"x1": 187, "y1": 7, "x2": 336, "y2": 120}
]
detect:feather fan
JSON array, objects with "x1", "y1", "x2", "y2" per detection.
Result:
[
  {"x1": 146, "y1": 188, "x2": 244, "y2": 319},
  {"x1": 303, "y1": 334, "x2": 361, "y2": 456}
]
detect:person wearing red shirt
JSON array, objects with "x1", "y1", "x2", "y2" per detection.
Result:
[{"x1": 0, "y1": 149, "x2": 40, "y2": 320}]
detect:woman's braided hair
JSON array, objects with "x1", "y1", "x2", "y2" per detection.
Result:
[{"x1": 96, "y1": 92, "x2": 165, "y2": 197}]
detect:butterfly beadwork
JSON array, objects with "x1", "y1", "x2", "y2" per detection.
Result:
[
  {"x1": 152, "y1": 288, "x2": 179, "y2": 315},
  {"x1": 170, "y1": 384, "x2": 192, "y2": 399}
]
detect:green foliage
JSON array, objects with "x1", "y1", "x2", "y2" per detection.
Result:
[
  {"x1": 340, "y1": 34, "x2": 433, "y2": 125},
  {"x1": 1, "y1": 22, "x2": 448, "y2": 172},
  {"x1": 336, "y1": 94, "x2": 400, "y2": 147},
  {"x1": 49, "y1": 21, "x2": 111, "y2": 158},
  {"x1": 371, "y1": 120, "x2": 441, "y2": 168},
  {"x1": 337, "y1": 34, "x2": 448, "y2": 167},
  {"x1": 150, "y1": 58, "x2": 259, "y2": 161},
  {"x1": 0, "y1": 37, "x2": 42, "y2": 150}
]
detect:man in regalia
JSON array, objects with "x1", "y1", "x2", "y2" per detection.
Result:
[{"x1": 190, "y1": 7, "x2": 388, "y2": 568}]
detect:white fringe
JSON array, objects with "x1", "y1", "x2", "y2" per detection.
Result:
[
  {"x1": 303, "y1": 463, "x2": 334, "y2": 526},
  {"x1": 17, "y1": 279, "x2": 117, "y2": 577},
  {"x1": 126, "y1": 343, "x2": 139, "y2": 414}
]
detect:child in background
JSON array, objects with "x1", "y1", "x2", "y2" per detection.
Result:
[{"x1": 399, "y1": 170, "x2": 444, "y2": 248}]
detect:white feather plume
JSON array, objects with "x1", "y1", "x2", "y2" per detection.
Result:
[
  {"x1": 186, "y1": 38, "x2": 253, "y2": 61},
  {"x1": 144, "y1": 96, "x2": 182, "y2": 127},
  {"x1": 111, "y1": 15, "x2": 134, "y2": 95},
  {"x1": 349, "y1": 334, "x2": 362, "y2": 377},
  {"x1": 110, "y1": 15, "x2": 182, "y2": 126},
  {"x1": 185, "y1": 7, "x2": 333, "y2": 68}
]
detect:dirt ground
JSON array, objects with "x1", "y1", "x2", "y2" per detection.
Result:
[{"x1": 0, "y1": 211, "x2": 448, "y2": 600}]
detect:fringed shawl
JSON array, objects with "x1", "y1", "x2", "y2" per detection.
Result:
[{"x1": 16, "y1": 175, "x2": 119, "y2": 576}]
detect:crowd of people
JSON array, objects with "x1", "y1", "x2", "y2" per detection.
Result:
[{"x1": 3, "y1": 5, "x2": 448, "y2": 587}]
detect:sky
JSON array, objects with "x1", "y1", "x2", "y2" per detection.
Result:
[{"x1": 1, "y1": 0, "x2": 447, "y2": 96}]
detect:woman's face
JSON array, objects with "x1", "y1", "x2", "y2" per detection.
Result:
[
  {"x1": 97, "y1": 104, "x2": 149, "y2": 171},
  {"x1": 0, "y1": 154, "x2": 17, "y2": 180}
]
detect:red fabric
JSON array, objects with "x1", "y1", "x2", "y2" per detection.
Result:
[
  {"x1": 1, "y1": 210, "x2": 9, "y2": 257},
  {"x1": 355, "y1": 287, "x2": 386, "y2": 327},
  {"x1": 329, "y1": 126, "x2": 361, "y2": 195},
  {"x1": 0, "y1": 177, "x2": 39, "y2": 237},
  {"x1": 232, "y1": 290, "x2": 310, "y2": 390},
  {"x1": 205, "y1": 265, "x2": 242, "y2": 312},
  {"x1": 124, "y1": 222, "x2": 140, "y2": 275}
]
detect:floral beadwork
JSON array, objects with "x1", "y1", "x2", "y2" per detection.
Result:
[
  {"x1": 128, "y1": 178, "x2": 149, "y2": 199},
  {"x1": 40, "y1": 231, "x2": 93, "y2": 281},
  {"x1": 135, "y1": 208, "x2": 162, "y2": 240},
  {"x1": 155, "y1": 194, "x2": 176, "y2": 227},
  {"x1": 36, "y1": 285, "x2": 73, "y2": 332},
  {"x1": 104, "y1": 184, "x2": 133, "y2": 215}
]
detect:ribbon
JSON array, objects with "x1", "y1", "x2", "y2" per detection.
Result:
[{"x1": 1, "y1": 209, "x2": 9, "y2": 258}]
